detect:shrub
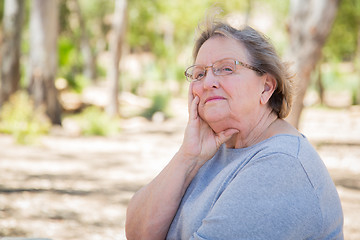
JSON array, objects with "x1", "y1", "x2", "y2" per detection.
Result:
[
  {"x1": 72, "y1": 106, "x2": 121, "y2": 136},
  {"x1": 142, "y1": 92, "x2": 171, "y2": 120},
  {"x1": 0, "y1": 91, "x2": 51, "y2": 144}
]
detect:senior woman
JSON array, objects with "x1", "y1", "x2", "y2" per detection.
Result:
[{"x1": 125, "y1": 16, "x2": 344, "y2": 240}]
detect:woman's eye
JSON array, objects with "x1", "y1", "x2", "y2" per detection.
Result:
[
  {"x1": 223, "y1": 67, "x2": 233, "y2": 72},
  {"x1": 217, "y1": 65, "x2": 234, "y2": 74},
  {"x1": 194, "y1": 72, "x2": 205, "y2": 79}
]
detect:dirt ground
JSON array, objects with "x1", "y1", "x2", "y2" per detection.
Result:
[{"x1": 0, "y1": 99, "x2": 360, "y2": 240}]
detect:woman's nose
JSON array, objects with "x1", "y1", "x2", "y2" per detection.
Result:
[{"x1": 203, "y1": 68, "x2": 219, "y2": 89}]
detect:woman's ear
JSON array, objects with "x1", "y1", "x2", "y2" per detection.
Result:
[{"x1": 260, "y1": 74, "x2": 277, "y2": 105}]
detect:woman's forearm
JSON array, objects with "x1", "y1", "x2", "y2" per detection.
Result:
[
  {"x1": 125, "y1": 88, "x2": 239, "y2": 239},
  {"x1": 125, "y1": 151, "x2": 200, "y2": 240}
]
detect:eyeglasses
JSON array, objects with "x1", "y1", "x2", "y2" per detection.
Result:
[{"x1": 184, "y1": 58, "x2": 263, "y2": 82}]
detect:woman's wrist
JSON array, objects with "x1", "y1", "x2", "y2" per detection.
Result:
[{"x1": 172, "y1": 150, "x2": 203, "y2": 187}]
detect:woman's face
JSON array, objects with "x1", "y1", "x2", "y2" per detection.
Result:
[{"x1": 192, "y1": 36, "x2": 268, "y2": 132}]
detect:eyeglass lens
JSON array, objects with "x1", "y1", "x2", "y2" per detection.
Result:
[{"x1": 187, "y1": 59, "x2": 236, "y2": 81}]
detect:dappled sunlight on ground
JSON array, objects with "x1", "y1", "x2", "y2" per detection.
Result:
[{"x1": 0, "y1": 99, "x2": 359, "y2": 239}]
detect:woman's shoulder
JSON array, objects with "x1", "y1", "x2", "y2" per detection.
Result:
[{"x1": 232, "y1": 133, "x2": 307, "y2": 159}]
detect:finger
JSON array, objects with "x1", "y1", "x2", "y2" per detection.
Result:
[
  {"x1": 188, "y1": 82, "x2": 195, "y2": 114},
  {"x1": 215, "y1": 129, "x2": 239, "y2": 147},
  {"x1": 189, "y1": 96, "x2": 200, "y2": 121}
]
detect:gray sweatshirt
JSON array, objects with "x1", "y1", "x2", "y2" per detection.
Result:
[{"x1": 167, "y1": 134, "x2": 343, "y2": 240}]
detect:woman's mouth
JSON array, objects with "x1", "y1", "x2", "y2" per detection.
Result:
[{"x1": 205, "y1": 96, "x2": 226, "y2": 104}]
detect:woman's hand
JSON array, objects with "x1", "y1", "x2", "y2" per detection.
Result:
[
  {"x1": 126, "y1": 84, "x2": 238, "y2": 240},
  {"x1": 178, "y1": 83, "x2": 239, "y2": 171}
]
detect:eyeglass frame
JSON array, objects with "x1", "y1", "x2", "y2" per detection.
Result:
[{"x1": 184, "y1": 58, "x2": 264, "y2": 82}]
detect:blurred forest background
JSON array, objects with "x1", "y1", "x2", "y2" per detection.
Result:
[
  {"x1": 1, "y1": 0, "x2": 360, "y2": 239},
  {"x1": 0, "y1": 0, "x2": 359, "y2": 142}
]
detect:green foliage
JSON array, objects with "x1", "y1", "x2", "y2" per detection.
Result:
[
  {"x1": 58, "y1": 36, "x2": 90, "y2": 93},
  {"x1": 72, "y1": 106, "x2": 121, "y2": 136},
  {"x1": 0, "y1": 1, "x2": 4, "y2": 24},
  {"x1": 57, "y1": 1, "x2": 113, "y2": 90},
  {"x1": 321, "y1": 64, "x2": 359, "y2": 91},
  {"x1": 58, "y1": 36, "x2": 78, "y2": 67},
  {"x1": 125, "y1": 0, "x2": 253, "y2": 95},
  {"x1": 78, "y1": 0, "x2": 113, "y2": 37},
  {"x1": 127, "y1": 0, "x2": 248, "y2": 57},
  {"x1": 127, "y1": 0, "x2": 167, "y2": 56},
  {"x1": 59, "y1": 0, "x2": 71, "y2": 33},
  {"x1": 0, "y1": 91, "x2": 51, "y2": 145},
  {"x1": 324, "y1": 0, "x2": 360, "y2": 61},
  {"x1": 142, "y1": 93, "x2": 171, "y2": 120},
  {"x1": 13, "y1": 0, "x2": 359, "y2": 119},
  {"x1": 351, "y1": 87, "x2": 359, "y2": 105}
]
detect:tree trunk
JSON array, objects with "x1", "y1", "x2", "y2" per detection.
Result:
[
  {"x1": 316, "y1": 63, "x2": 324, "y2": 105},
  {"x1": 0, "y1": 0, "x2": 24, "y2": 106},
  {"x1": 106, "y1": 0, "x2": 128, "y2": 116},
  {"x1": 286, "y1": 0, "x2": 339, "y2": 128},
  {"x1": 244, "y1": 0, "x2": 252, "y2": 25},
  {"x1": 356, "y1": 25, "x2": 360, "y2": 105},
  {"x1": 28, "y1": 0, "x2": 61, "y2": 125},
  {"x1": 72, "y1": 0, "x2": 97, "y2": 82}
]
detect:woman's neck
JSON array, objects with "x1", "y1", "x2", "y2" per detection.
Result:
[{"x1": 225, "y1": 110, "x2": 279, "y2": 149}]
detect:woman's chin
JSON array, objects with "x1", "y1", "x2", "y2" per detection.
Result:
[
  {"x1": 202, "y1": 111, "x2": 229, "y2": 125},
  {"x1": 200, "y1": 103, "x2": 230, "y2": 122}
]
